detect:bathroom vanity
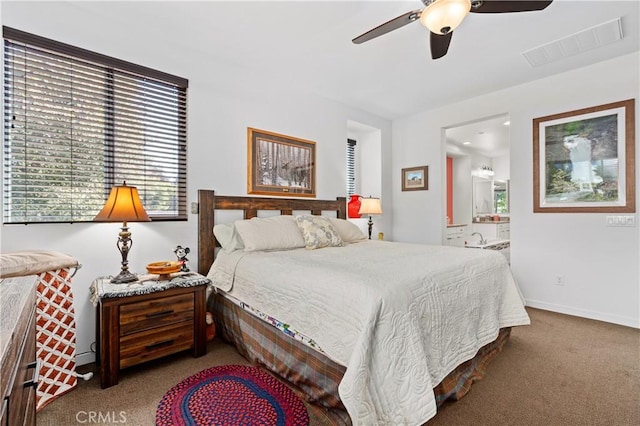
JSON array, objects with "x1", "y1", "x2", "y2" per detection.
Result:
[
  {"x1": 445, "y1": 224, "x2": 468, "y2": 247},
  {"x1": 472, "y1": 221, "x2": 510, "y2": 240}
]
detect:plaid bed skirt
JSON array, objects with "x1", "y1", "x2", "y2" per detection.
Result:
[{"x1": 210, "y1": 292, "x2": 511, "y2": 424}]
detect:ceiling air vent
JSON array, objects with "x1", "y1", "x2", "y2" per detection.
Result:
[{"x1": 522, "y1": 17, "x2": 623, "y2": 67}]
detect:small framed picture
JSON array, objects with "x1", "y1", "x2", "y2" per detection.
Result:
[{"x1": 402, "y1": 166, "x2": 428, "y2": 191}]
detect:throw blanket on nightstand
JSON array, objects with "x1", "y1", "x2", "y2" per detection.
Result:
[{"x1": 1, "y1": 250, "x2": 81, "y2": 411}]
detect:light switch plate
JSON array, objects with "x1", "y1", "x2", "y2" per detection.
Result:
[{"x1": 606, "y1": 215, "x2": 636, "y2": 227}]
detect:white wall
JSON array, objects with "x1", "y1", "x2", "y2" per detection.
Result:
[
  {"x1": 452, "y1": 156, "x2": 472, "y2": 226},
  {"x1": 348, "y1": 122, "x2": 386, "y2": 238},
  {"x1": 392, "y1": 52, "x2": 639, "y2": 328},
  {"x1": 0, "y1": 3, "x2": 392, "y2": 364},
  {"x1": 492, "y1": 154, "x2": 510, "y2": 182}
]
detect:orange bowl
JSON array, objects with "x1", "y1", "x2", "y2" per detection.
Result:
[{"x1": 146, "y1": 261, "x2": 181, "y2": 275}]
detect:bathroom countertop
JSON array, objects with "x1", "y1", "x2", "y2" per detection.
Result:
[
  {"x1": 465, "y1": 239, "x2": 510, "y2": 249},
  {"x1": 447, "y1": 223, "x2": 468, "y2": 228},
  {"x1": 473, "y1": 220, "x2": 510, "y2": 224}
]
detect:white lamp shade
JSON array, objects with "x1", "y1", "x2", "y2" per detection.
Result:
[
  {"x1": 420, "y1": 0, "x2": 471, "y2": 35},
  {"x1": 358, "y1": 197, "x2": 382, "y2": 215}
]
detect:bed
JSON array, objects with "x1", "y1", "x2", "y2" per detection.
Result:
[{"x1": 197, "y1": 190, "x2": 530, "y2": 425}]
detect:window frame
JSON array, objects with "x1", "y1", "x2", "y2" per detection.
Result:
[
  {"x1": 347, "y1": 138, "x2": 356, "y2": 196},
  {"x1": 2, "y1": 26, "x2": 188, "y2": 224}
]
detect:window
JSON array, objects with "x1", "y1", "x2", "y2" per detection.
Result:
[
  {"x1": 2, "y1": 27, "x2": 188, "y2": 224},
  {"x1": 347, "y1": 138, "x2": 356, "y2": 195}
]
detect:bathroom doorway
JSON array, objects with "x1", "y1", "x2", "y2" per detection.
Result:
[{"x1": 444, "y1": 114, "x2": 510, "y2": 247}]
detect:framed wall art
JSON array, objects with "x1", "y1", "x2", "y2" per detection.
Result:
[
  {"x1": 402, "y1": 166, "x2": 428, "y2": 191},
  {"x1": 247, "y1": 128, "x2": 316, "y2": 197},
  {"x1": 533, "y1": 99, "x2": 635, "y2": 213}
]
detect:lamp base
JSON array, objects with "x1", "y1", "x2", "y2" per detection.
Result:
[
  {"x1": 111, "y1": 222, "x2": 138, "y2": 284},
  {"x1": 110, "y1": 270, "x2": 138, "y2": 284}
]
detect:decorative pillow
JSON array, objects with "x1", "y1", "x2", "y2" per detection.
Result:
[
  {"x1": 234, "y1": 215, "x2": 305, "y2": 252},
  {"x1": 294, "y1": 215, "x2": 344, "y2": 249},
  {"x1": 213, "y1": 223, "x2": 245, "y2": 252},
  {"x1": 329, "y1": 218, "x2": 367, "y2": 243}
]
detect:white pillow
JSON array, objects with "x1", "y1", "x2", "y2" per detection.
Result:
[
  {"x1": 294, "y1": 215, "x2": 343, "y2": 250},
  {"x1": 213, "y1": 223, "x2": 245, "y2": 252},
  {"x1": 329, "y1": 218, "x2": 367, "y2": 243},
  {"x1": 234, "y1": 215, "x2": 305, "y2": 252}
]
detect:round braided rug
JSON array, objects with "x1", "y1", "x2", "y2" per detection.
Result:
[{"x1": 155, "y1": 365, "x2": 309, "y2": 426}]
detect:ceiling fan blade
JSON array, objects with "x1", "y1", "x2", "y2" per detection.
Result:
[
  {"x1": 430, "y1": 31, "x2": 453, "y2": 59},
  {"x1": 470, "y1": 0, "x2": 553, "y2": 13},
  {"x1": 352, "y1": 9, "x2": 422, "y2": 44}
]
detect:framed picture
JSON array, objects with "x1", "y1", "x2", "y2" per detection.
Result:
[
  {"x1": 402, "y1": 166, "x2": 428, "y2": 191},
  {"x1": 533, "y1": 99, "x2": 635, "y2": 213},
  {"x1": 247, "y1": 128, "x2": 316, "y2": 197}
]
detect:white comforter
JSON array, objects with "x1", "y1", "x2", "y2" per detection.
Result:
[{"x1": 208, "y1": 240, "x2": 529, "y2": 425}]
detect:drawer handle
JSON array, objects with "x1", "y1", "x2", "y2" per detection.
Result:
[
  {"x1": 145, "y1": 340, "x2": 175, "y2": 350},
  {"x1": 145, "y1": 309, "x2": 174, "y2": 319},
  {"x1": 23, "y1": 359, "x2": 41, "y2": 389}
]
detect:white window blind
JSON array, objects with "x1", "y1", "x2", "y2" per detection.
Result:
[
  {"x1": 347, "y1": 138, "x2": 356, "y2": 196},
  {"x1": 3, "y1": 27, "x2": 188, "y2": 224}
]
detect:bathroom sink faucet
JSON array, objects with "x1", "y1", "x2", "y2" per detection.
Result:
[{"x1": 471, "y1": 232, "x2": 487, "y2": 245}]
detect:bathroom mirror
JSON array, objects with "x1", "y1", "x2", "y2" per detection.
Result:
[
  {"x1": 473, "y1": 177, "x2": 510, "y2": 215},
  {"x1": 473, "y1": 176, "x2": 493, "y2": 215}
]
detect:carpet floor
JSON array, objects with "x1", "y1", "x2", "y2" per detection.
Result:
[{"x1": 37, "y1": 307, "x2": 639, "y2": 426}]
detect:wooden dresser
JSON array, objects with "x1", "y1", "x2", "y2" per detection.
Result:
[
  {"x1": 94, "y1": 274, "x2": 209, "y2": 388},
  {"x1": 0, "y1": 275, "x2": 38, "y2": 426}
]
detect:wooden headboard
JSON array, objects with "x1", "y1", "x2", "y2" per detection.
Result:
[{"x1": 197, "y1": 190, "x2": 347, "y2": 275}]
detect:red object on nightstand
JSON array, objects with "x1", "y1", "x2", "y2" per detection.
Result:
[{"x1": 348, "y1": 194, "x2": 362, "y2": 218}]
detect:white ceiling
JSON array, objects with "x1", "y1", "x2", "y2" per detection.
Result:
[
  {"x1": 445, "y1": 113, "x2": 511, "y2": 158},
  {"x1": 73, "y1": 0, "x2": 639, "y2": 161},
  {"x1": 7, "y1": 1, "x2": 639, "y2": 122}
]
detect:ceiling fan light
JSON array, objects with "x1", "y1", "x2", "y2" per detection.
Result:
[{"x1": 420, "y1": 0, "x2": 471, "y2": 35}]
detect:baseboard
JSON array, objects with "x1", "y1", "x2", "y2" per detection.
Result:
[
  {"x1": 525, "y1": 299, "x2": 639, "y2": 329},
  {"x1": 75, "y1": 351, "x2": 96, "y2": 367}
]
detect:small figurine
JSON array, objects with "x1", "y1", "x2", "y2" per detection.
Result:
[{"x1": 174, "y1": 245, "x2": 190, "y2": 272}]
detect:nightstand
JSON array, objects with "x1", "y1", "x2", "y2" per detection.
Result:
[{"x1": 92, "y1": 273, "x2": 210, "y2": 388}]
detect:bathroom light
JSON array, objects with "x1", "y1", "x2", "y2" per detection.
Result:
[
  {"x1": 463, "y1": 141, "x2": 471, "y2": 145},
  {"x1": 420, "y1": 0, "x2": 471, "y2": 35},
  {"x1": 479, "y1": 166, "x2": 494, "y2": 177},
  {"x1": 503, "y1": 121, "x2": 510, "y2": 126}
]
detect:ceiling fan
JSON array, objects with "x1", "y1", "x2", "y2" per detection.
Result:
[{"x1": 352, "y1": 0, "x2": 553, "y2": 59}]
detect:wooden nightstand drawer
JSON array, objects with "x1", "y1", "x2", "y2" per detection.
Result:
[
  {"x1": 119, "y1": 293, "x2": 194, "y2": 336},
  {"x1": 95, "y1": 276, "x2": 209, "y2": 388},
  {"x1": 119, "y1": 321, "x2": 194, "y2": 369}
]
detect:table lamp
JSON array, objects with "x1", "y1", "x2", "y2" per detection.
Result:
[
  {"x1": 358, "y1": 196, "x2": 382, "y2": 239},
  {"x1": 94, "y1": 181, "x2": 150, "y2": 283}
]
